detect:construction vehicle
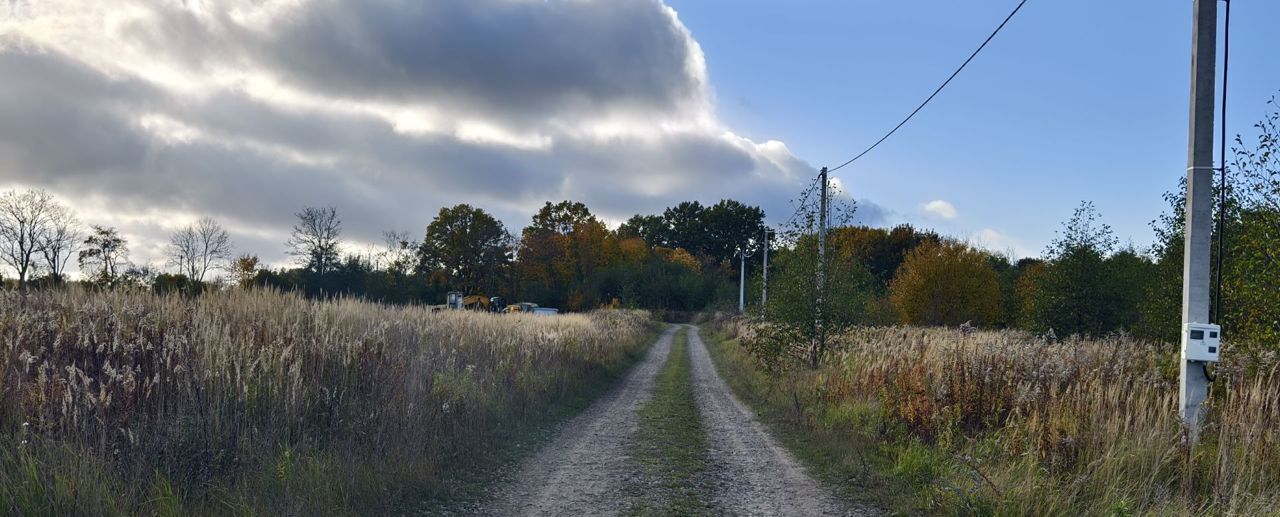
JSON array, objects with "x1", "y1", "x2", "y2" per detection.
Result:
[
  {"x1": 489, "y1": 297, "x2": 508, "y2": 313},
  {"x1": 444, "y1": 291, "x2": 511, "y2": 313}
]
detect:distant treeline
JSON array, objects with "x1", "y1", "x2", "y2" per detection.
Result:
[
  {"x1": 755, "y1": 193, "x2": 1277, "y2": 355},
  {"x1": 0, "y1": 193, "x2": 765, "y2": 312},
  {"x1": 1, "y1": 189, "x2": 1274, "y2": 346}
]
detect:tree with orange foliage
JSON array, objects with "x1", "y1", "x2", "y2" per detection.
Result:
[
  {"x1": 889, "y1": 240, "x2": 1003, "y2": 326},
  {"x1": 653, "y1": 246, "x2": 700, "y2": 273}
]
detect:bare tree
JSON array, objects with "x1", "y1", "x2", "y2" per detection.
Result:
[
  {"x1": 38, "y1": 204, "x2": 81, "y2": 283},
  {"x1": 168, "y1": 217, "x2": 233, "y2": 282},
  {"x1": 381, "y1": 230, "x2": 418, "y2": 275},
  {"x1": 79, "y1": 225, "x2": 129, "y2": 286},
  {"x1": 287, "y1": 206, "x2": 342, "y2": 275},
  {"x1": 0, "y1": 189, "x2": 58, "y2": 288}
]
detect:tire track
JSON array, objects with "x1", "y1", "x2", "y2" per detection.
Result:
[
  {"x1": 686, "y1": 324, "x2": 872, "y2": 516},
  {"x1": 478, "y1": 325, "x2": 677, "y2": 516}
]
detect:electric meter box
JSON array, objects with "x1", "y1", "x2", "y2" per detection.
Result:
[{"x1": 1181, "y1": 322, "x2": 1221, "y2": 363}]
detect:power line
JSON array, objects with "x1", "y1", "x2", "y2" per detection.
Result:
[
  {"x1": 1214, "y1": 0, "x2": 1231, "y2": 324},
  {"x1": 828, "y1": 0, "x2": 1030, "y2": 173},
  {"x1": 780, "y1": 175, "x2": 821, "y2": 233}
]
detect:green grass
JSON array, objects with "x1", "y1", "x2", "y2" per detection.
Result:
[
  {"x1": 699, "y1": 330, "x2": 927, "y2": 514},
  {"x1": 624, "y1": 327, "x2": 714, "y2": 516}
]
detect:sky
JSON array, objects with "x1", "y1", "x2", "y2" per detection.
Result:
[
  {"x1": 667, "y1": 0, "x2": 1280, "y2": 258},
  {"x1": 0, "y1": 0, "x2": 1276, "y2": 274}
]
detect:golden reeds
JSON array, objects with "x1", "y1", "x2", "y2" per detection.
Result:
[
  {"x1": 724, "y1": 320, "x2": 1280, "y2": 515},
  {"x1": 0, "y1": 287, "x2": 651, "y2": 514}
]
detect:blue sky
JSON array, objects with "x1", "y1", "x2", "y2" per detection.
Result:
[{"x1": 667, "y1": 0, "x2": 1280, "y2": 257}]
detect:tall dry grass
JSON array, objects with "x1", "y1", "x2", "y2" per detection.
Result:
[
  {"x1": 0, "y1": 287, "x2": 652, "y2": 515},
  {"x1": 719, "y1": 319, "x2": 1280, "y2": 515}
]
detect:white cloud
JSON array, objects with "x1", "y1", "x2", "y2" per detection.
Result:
[
  {"x1": 971, "y1": 228, "x2": 1032, "y2": 259},
  {"x1": 922, "y1": 199, "x2": 958, "y2": 220},
  {"x1": 0, "y1": 0, "x2": 891, "y2": 275}
]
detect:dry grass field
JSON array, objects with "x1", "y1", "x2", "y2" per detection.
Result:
[
  {"x1": 711, "y1": 317, "x2": 1280, "y2": 515},
  {"x1": 0, "y1": 288, "x2": 653, "y2": 515}
]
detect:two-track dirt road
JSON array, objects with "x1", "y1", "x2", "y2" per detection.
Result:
[{"x1": 478, "y1": 324, "x2": 871, "y2": 516}]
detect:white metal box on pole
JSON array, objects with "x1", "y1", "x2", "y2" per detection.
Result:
[{"x1": 1181, "y1": 323, "x2": 1221, "y2": 363}]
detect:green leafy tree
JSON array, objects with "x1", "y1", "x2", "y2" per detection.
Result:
[
  {"x1": 753, "y1": 233, "x2": 878, "y2": 369},
  {"x1": 1225, "y1": 97, "x2": 1280, "y2": 348},
  {"x1": 529, "y1": 200, "x2": 596, "y2": 235},
  {"x1": 1035, "y1": 201, "x2": 1134, "y2": 336},
  {"x1": 662, "y1": 201, "x2": 706, "y2": 257},
  {"x1": 616, "y1": 214, "x2": 668, "y2": 247},
  {"x1": 416, "y1": 204, "x2": 512, "y2": 296},
  {"x1": 1106, "y1": 246, "x2": 1157, "y2": 334},
  {"x1": 78, "y1": 225, "x2": 128, "y2": 286},
  {"x1": 701, "y1": 199, "x2": 767, "y2": 264}
]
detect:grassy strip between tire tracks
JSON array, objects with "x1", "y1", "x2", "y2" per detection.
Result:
[{"x1": 624, "y1": 327, "x2": 714, "y2": 516}]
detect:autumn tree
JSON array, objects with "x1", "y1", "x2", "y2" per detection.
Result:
[
  {"x1": 287, "y1": 206, "x2": 342, "y2": 275},
  {"x1": 416, "y1": 204, "x2": 512, "y2": 296},
  {"x1": 614, "y1": 237, "x2": 651, "y2": 266},
  {"x1": 515, "y1": 201, "x2": 586, "y2": 308},
  {"x1": 889, "y1": 240, "x2": 1003, "y2": 326},
  {"x1": 828, "y1": 224, "x2": 941, "y2": 288},
  {"x1": 78, "y1": 225, "x2": 128, "y2": 286},
  {"x1": 654, "y1": 247, "x2": 699, "y2": 273},
  {"x1": 230, "y1": 254, "x2": 260, "y2": 288}
]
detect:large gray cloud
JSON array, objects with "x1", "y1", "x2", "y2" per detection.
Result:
[{"x1": 0, "y1": 0, "x2": 887, "y2": 273}]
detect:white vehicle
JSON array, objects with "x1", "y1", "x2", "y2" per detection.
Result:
[{"x1": 531, "y1": 307, "x2": 559, "y2": 316}]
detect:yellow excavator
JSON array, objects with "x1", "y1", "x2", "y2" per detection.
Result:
[{"x1": 445, "y1": 291, "x2": 509, "y2": 313}]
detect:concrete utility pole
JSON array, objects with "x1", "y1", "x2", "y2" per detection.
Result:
[
  {"x1": 815, "y1": 167, "x2": 829, "y2": 365},
  {"x1": 1180, "y1": 0, "x2": 1217, "y2": 440},
  {"x1": 738, "y1": 251, "x2": 746, "y2": 314},
  {"x1": 762, "y1": 229, "x2": 770, "y2": 306}
]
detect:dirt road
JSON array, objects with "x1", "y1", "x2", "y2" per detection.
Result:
[
  {"x1": 687, "y1": 325, "x2": 864, "y2": 516},
  {"x1": 479, "y1": 324, "x2": 868, "y2": 516},
  {"x1": 480, "y1": 326, "x2": 677, "y2": 516}
]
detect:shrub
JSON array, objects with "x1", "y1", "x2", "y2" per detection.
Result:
[{"x1": 888, "y1": 241, "x2": 1003, "y2": 326}]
